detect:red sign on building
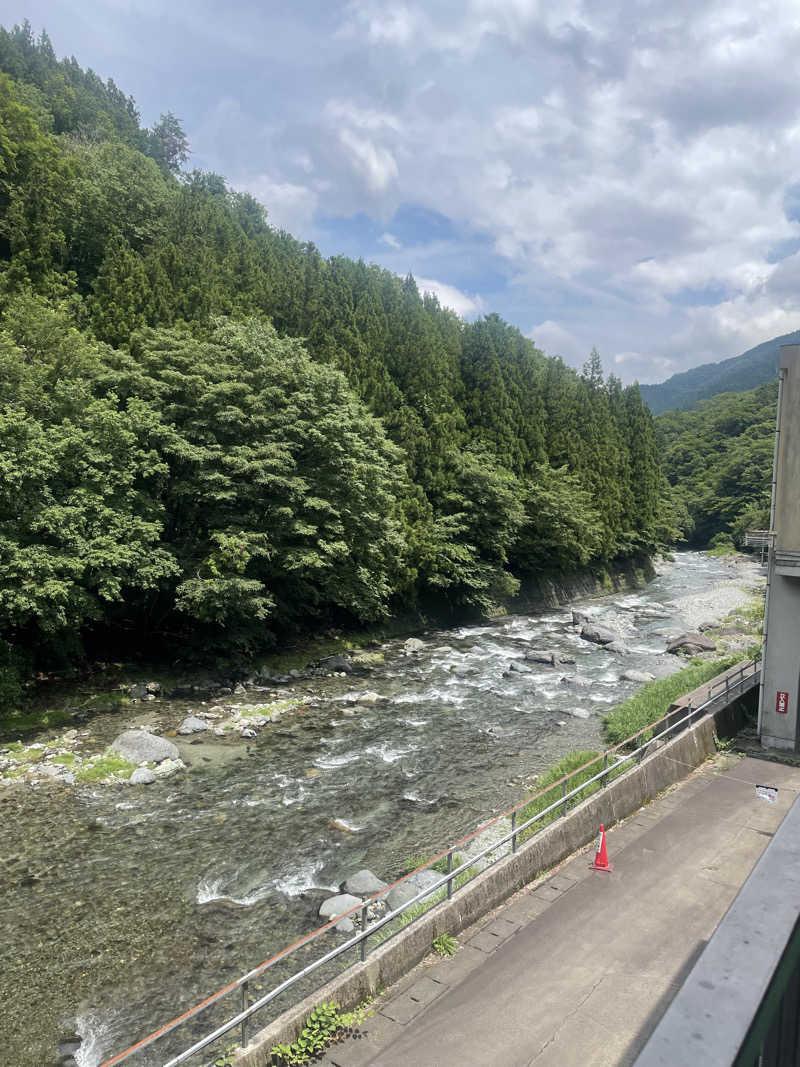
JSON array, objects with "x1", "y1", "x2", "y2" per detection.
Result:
[{"x1": 776, "y1": 690, "x2": 789, "y2": 715}]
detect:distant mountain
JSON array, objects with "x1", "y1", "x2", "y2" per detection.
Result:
[{"x1": 639, "y1": 330, "x2": 800, "y2": 414}]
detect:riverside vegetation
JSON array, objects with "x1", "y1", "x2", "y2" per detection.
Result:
[{"x1": 0, "y1": 23, "x2": 673, "y2": 724}]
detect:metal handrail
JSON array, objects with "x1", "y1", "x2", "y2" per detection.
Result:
[{"x1": 101, "y1": 658, "x2": 761, "y2": 1067}]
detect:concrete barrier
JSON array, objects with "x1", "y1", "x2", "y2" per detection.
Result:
[{"x1": 232, "y1": 701, "x2": 743, "y2": 1066}]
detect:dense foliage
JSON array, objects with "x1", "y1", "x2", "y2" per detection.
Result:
[
  {"x1": 656, "y1": 383, "x2": 776, "y2": 546},
  {"x1": 0, "y1": 23, "x2": 666, "y2": 680}
]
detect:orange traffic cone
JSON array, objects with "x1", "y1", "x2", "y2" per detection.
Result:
[{"x1": 589, "y1": 824, "x2": 613, "y2": 872}]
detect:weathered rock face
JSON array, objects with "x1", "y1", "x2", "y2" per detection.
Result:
[
  {"x1": 580, "y1": 624, "x2": 619, "y2": 646},
  {"x1": 177, "y1": 716, "x2": 207, "y2": 735},
  {"x1": 342, "y1": 869, "x2": 388, "y2": 896},
  {"x1": 110, "y1": 730, "x2": 179, "y2": 765},
  {"x1": 666, "y1": 632, "x2": 717, "y2": 655}
]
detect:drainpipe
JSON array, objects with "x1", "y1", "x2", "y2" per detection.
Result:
[{"x1": 757, "y1": 367, "x2": 785, "y2": 737}]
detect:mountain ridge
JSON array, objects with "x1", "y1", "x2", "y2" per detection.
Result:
[{"x1": 639, "y1": 330, "x2": 800, "y2": 413}]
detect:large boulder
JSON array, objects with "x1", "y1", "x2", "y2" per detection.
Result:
[
  {"x1": 525, "y1": 650, "x2": 559, "y2": 666},
  {"x1": 572, "y1": 610, "x2": 590, "y2": 626},
  {"x1": 342, "y1": 869, "x2": 388, "y2": 897},
  {"x1": 666, "y1": 632, "x2": 717, "y2": 655},
  {"x1": 580, "y1": 624, "x2": 619, "y2": 646},
  {"x1": 110, "y1": 730, "x2": 179, "y2": 765},
  {"x1": 406, "y1": 868, "x2": 443, "y2": 892},
  {"x1": 507, "y1": 661, "x2": 533, "y2": 674}
]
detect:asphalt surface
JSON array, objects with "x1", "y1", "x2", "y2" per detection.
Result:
[{"x1": 318, "y1": 753, "x2": 800, "y2": 1067}]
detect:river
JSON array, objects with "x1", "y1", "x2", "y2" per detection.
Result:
[{"x1": 0, "y1": 551, "x2": 762, "y2": 1066}]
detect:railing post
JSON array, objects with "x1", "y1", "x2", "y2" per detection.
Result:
[
  {"x1": 511, "y1": 811, "x2": 517, "y2": 853},
  {"x1": 446, "y1": 851, "x2": 454, "y2": 899},
  {"x1": 602, "y1": 752, "x2": 608, "y2": 787},
  {"x1": 360, "y1": 905, "x2": 368, "y2": 961},
  {"x1": 562, "y1": 777, "x2": 568, "y2": 817},
  {"x1": 241, "y1": 981, "x2": 248, "y2": 1048}
]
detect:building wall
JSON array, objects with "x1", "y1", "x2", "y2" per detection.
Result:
[{"x1": 761, "y1": 345, "x2": 800, "y2": 751}]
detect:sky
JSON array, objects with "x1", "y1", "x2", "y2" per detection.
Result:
[{"x1": 9, "y1": 0, "x2": 800, "y2": 383}]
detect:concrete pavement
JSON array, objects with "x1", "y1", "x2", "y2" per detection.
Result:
[{"x1": 318, "y1": 754, "x2": 800, "y2": 1067}]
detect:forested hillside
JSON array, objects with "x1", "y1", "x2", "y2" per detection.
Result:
[
  {"x1": 0, "y1": 23, "x2": 668, "y2": 698},
  {"x1": 656, "y1": 382, "x2": 776, "y2": 546},
  {"x1": 640, "y1": 332, "x2": 793, "y2": 414}
]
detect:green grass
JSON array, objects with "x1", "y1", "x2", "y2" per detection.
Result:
[
  {"x1": 1, "y1": 706, "x2": 72, "y2": 735},
  {"x1": 515, "y1": 750, "x2": 630, "y2": 843},
  {"x1": 602, "y1": 654, "x2": 744, "y2": 746},
  {"x1": 75, "y1": 751, "x2": 137, "y2": 783},
  {"x1": 706, "y1": 544, "x2": 738, "y2": 557},
  {"x1": 50, "y1": 752, "x2": 77, "y2": 766}
]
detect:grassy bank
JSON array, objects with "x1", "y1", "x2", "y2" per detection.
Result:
[{"x1": 602, "y1": 654, "x2": 746, "y2": 745}]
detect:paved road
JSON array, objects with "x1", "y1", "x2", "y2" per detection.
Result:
[{"x1": 319, "y1": 753, "x2": 800, "y2": 1067}]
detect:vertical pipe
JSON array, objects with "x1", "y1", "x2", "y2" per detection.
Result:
[
  {"x1": 360, "y1": 905, "x2": 368, "y2": 961},
  {"x1": 511, "y1": 811, "x2": 517, "y2": 854},
  {"x1": 240, "y1": 981, "x2": 248, "y2": 1049},
  {"x1": 561, "y1": 778, "x2": 567, "y2": 816},
  {"x1": 446, "y1": 851, "x2": 453, "y2": 899},
  {"x1": 758, "y1": 368, "x2": 785, "y2": 737}
]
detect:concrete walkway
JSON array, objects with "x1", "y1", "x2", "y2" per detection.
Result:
[{"x1": 318, "y1": 754, "x2": 800, "y2": 1067}]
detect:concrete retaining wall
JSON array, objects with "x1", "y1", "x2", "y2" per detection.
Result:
[{"x1": 232, "y1": 708, "x2": 725, "y2": 1066}]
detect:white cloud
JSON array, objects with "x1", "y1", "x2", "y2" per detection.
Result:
[
  {"x1": 240, "y1": 175, "x2": 318, "y2": 237},
  {"x1": 416, "y1": 278, "x2": 484, "y2": 317},
  {"x1": 380, "y1": 232, "x2": 402, "y2": 248}
]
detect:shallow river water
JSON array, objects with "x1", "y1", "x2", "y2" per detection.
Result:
[{"x1": 0, "y1": 552, "x2": 760, "y2": 1066}]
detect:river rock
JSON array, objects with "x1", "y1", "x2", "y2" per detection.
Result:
[
  {"x1": 507, "y1": 661, "x2": 533, "y2": 674},
  {"x1": 239, "y1": 728, "x2": 256, "y2": 740},
  {"x1": 319, "y1": 893, "x2": 361, "y2": 933},
  {"x1": 151, "y1": 757, "x2": 185, "y2": 779},
  {"x1": 623, "y1": 669, "x2": 655, "y2": 683},
  {"x1": 570, "y1": 708, "x2": 591, "y2": 719},
  {"x1": 386, "y1": 881, "x2": 419, "y2": 910},
  {"x1": 666, "y1": 632, "x2": 717, "y2": 655},
  {"x1": 110, "y1": 730, "x2": 179, "y2": 764},
  {"x1": 356, "y1": 690, "x2": 383, "y2": 705},
  {"x1": 342, "y1": 869, "x2": 388, "y2": 896},
  {"x1": 602, "y1": 641, "x2": 629, "y2": 654},
  {"x1": 572, "y1": 609, "x2": 590, "y2": 626},
  {"x1": 129, "y1": 767, "x2": 156, "y2": 785},
  {"x1": 178, "y1": 715, "x2": 208, "y2": 735},
  {"x1": 403, "y1": 637, "x2": 425, "y2": 653},
  {"x1": 406, "y1": 868, "x2": 442, "y2": 892},
  {"x1": 560, "y1": 674, "x2": 593, "y2": 688},
  {"x1": 317, "y1": 654, "x2": 353, "y2": 674},
  {"x1": 580, "y1": 624, "x2": 619, "y2": 646},
  {"x1": 525, "y1": 650, "x2": 559, "y2": 666}
]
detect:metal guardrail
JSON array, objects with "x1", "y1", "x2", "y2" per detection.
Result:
[
  {"x1": 101, "y1": 659, "x2": 761, "y2": 1067},
  {"x1": 744, "y1": 530, "x2": 775, "y2": 549}
]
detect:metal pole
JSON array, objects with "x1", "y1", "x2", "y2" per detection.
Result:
[
  {"x1": 562, "y1": 778, "x2": 568, "y2": 816},
  {"x1": 240, "y1": 982, "x2": 248, "y2": 1048},
  {"x1": 446, "y1": 851, "x2": 453, "y2": 899},
  {"x1": 359, "y1": 905, "x2": 369, "y2": 961},
  {"x1": 758, "y1": 368, "x2": 784, "y2": 738},
  {"x1": 511, "y1": 811, "x2": 517, "y2": 854}
]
